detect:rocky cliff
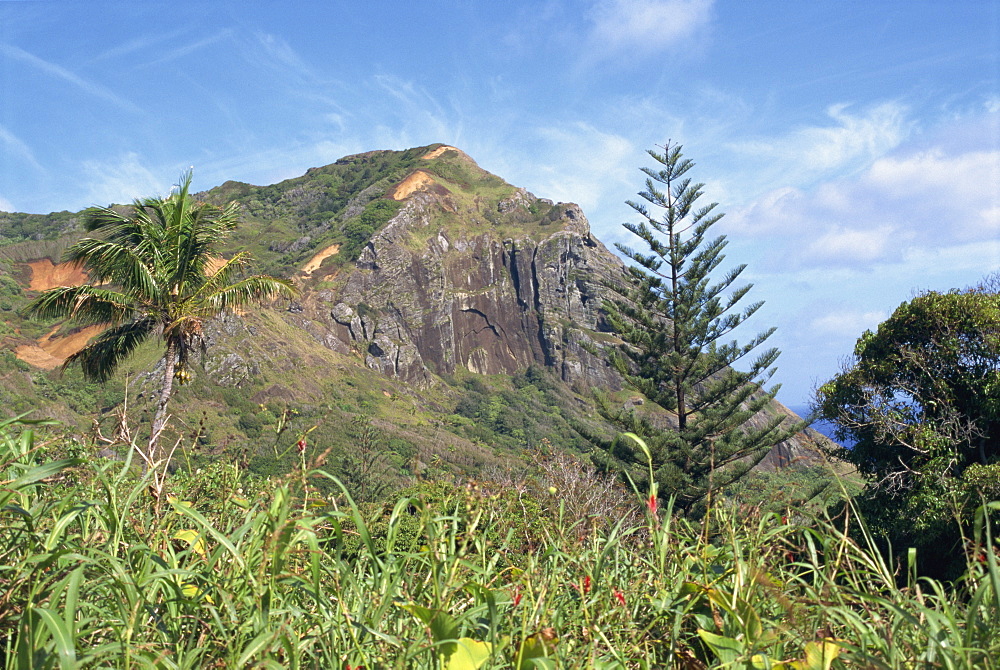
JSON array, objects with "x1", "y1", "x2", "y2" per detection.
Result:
[
  {"x1": 287, "y1": 147, "x2": 623, "y2": 391},
  {"x1": 1, "y1": 143, "x2": 829, "y2": 475}
]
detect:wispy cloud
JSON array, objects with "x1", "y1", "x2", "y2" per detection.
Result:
[
  {"x1": 588, "y1": 0, "x2": 714, "y2": 56},
  {"x1": 249, "y1": 32, "x2": 348, "y2": 119},
  {"x1": 0, "y1": 196, "x2": 14, "y2": 213},
  {"x1": 524, "y1": 122, "x2": 634, "y2": 215},
  {"x1": 724, "y1": 102, "x2": 912, "y2": 200},
  {"x1": 87, "y1": 29, "x2": 188, "y2": 64},
  {"x1": 0, "y1": 122, "x2": 42, "y2": 172},
  {"x1": 0, "y1": 43, "x2": 142, "y2": 113},
  {"x1": 370, "y1": 75, "x2": 461, "y2": 148},
  {"x1": 81, "y1": 153, "x2": 165, "y2": 206},
  {"x1": 140, "y1": 29, "x2": 234, "y2": 68}
]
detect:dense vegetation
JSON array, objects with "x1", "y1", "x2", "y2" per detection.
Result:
[
  {"x1": 592, "y1": 143, "x2": 802, "y2": 516},
  {"x1": 3, "y1": 144, "x2": 999, "y2": 667},
  {"x1": 818, "y1": 285, "x2": 1000, "y2": 578},
  {"x1": 2, "y1": 417, "x2": 998, "y2": 668}
]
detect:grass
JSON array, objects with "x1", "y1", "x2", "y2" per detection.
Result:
[{"x1": 2, "y1": 417, "x2": 999, "y2": 669}]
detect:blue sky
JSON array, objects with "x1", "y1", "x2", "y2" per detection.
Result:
[{"x1": 1, "y1": 0, "x2": 998, "y2": 406}]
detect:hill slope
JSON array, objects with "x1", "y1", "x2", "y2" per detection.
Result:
[{"x1": 0, "y1": 144, "x2": 831, "y2": 492}]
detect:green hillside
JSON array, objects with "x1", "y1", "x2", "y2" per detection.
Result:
[{"x1": 0, "y1": 144, "x2": 834, "y2": 509}]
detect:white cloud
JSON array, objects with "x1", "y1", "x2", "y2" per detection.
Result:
[
  {"x1": 0, "y1": 196, "x2": 14, "y2": 213},
  {"x1": 805, "y1": 226, "x2": 895, "y2": 264},
  {"x1": 81, "y1": 153, "x2": 166, "y2": 206},
  {"x1": 0, "y1": 43, "x2": 141, "y2": 113},
  {"x1": 809, "y1": 309, "x2": 887, "y2": 338},
  {"x1": 588, "y1": 0, "x2": 713, "y2": 55},
  {"x1": 725, "y1": 102, "x2": 912, "y2": 199},
  {"x1": 727, "y1": 139, "x2": 1000, "y2": 269},
  {"x1": 866, "y1": 149, "x2": 1000, "y2": 239}
]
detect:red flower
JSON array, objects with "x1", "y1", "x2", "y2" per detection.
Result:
[
  {"x1": 613, "y1": 588, "x2": 626, "y2": 607},
  {"x1": 647, "y1": 494, "x2": 658, "y2": 515},
  {"x1": 583, "y1": 575, "x2": 591, "y2": 595},
  {"x1": 296, "y1": 438, "x2": 307, "y2": 453},
  {"x1": 511, "y1": 587, "x2": 522, "y2": 607}
]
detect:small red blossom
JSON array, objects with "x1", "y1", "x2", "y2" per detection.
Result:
[
  {"x1": 583, "y1": 575, "x2": 591, "y2": 595},
  {"x1": 647, "y1": 494, "x2": 658, "y2": 515},
  {"x1": 510, "y1": 587, "x2": 522, "y2": 607},
  {"x1": 296, "y1": 438, "x2": 307, "y2": 453},
  {"x1": 613, "y1": 588, "x2": 626, "y2": 607}
]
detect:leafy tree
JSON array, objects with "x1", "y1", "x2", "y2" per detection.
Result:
[
  {"x1": 591, "y1": 142, "x2": 800, "y2": 514},
  {"x1": 26, "y1": 171, "x2": 295, "y2": 465},
  {"x1": 816, "y1": 286, "x2": 1000, "y2": 574}
]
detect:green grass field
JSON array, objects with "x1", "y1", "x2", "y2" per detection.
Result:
[{"x1": 2, "y1": 416, "x2": 999, "y2": 669}]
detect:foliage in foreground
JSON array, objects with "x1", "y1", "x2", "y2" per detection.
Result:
[
  {"x1": 594, "y1": 142, "x2": 801, "y2": 516},
  {"x1": 24, "y1": 170, "x2": 295, "y2": 468},
  {"x1": 2, "y1": 418, "x2": 1000, "y2": 669},
  {"x1": 817, "y1": 286, "x2": 1000, "y2": 577}
]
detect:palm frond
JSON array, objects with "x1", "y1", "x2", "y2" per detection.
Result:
[
  {"x1": 201, "y1": 275, "x2": 297, "y2": 314},
  {"x1": 183, "y1": 252, "x2": 253, "y2": 300},
  {"x1": 65, "y1": 316, "x2": 156, "y2": 382},
  {"x1": 63, "y1": 239, "x2": 159, "y2": 301},
  {"x1": 24, "y1": 285, "x2": 135, "y2": 325}
]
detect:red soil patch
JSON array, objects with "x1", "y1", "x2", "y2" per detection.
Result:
[
  {"x1": 302, "y1": 244, "x2": 341, "y2": 276},
  {"x1": 14, "y1": 324, "x2": 104, "y2": 370},
  {"x1": 389, "y1": 171, "x2": 437, "y2": 200},
  {"x1": 27, "y1": 259, "x2": 88, "y2": 291}
]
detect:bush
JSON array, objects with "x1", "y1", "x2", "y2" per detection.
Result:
[{"x1": 3, "y1": 416, "x2": 999, "y2": 668}]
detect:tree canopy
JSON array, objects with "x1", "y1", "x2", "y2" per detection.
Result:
[
  {"x1": 591, "y1": 142, "x2": 800, "y2": 514},
  {"x1": 817, "y1": 285, "x2": 1000, "y2": 574},
  {"x1": 26, "y1": 171, "x2": 296, "y2": 463}
]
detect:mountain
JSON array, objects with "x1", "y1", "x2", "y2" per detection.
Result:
[{"x1": 0, "y1": 144, "x2": 831, "y2": 492}]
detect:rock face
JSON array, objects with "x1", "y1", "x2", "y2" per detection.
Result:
[
  {"x1": 277, "y1": 146, "x2": 827, "y2": 463},
  {"x1": 290, "y1": 156, "x2": 623, "y2": 391}
]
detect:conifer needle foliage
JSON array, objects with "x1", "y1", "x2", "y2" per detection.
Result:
[{"x1": 593, "y1": 142, "x2": 803, "y2": 514}]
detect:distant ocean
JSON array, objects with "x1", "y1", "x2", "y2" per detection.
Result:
[{"x1": 787, "y1": 405, "x2": 851, "y2": 447}]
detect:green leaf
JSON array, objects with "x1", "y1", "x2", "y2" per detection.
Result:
[
  {"x1": 400, "y1": 603, "x2": 459, "y2": 644},
  {"x1": 8, "y1": 458, "x2": 79, "y2": 490},
  {"x1": 517, "y1": 631, "x2": 559, "y2": 670},
  {"x1": 697, "y1": 629, "x2": 743, "y2": 665},
  {"x1": 30, "y1": 607, "x2": 78, "y2": 669},
  {"x1": 444, "y1": 638, "x2": 491, "y2": 670}
]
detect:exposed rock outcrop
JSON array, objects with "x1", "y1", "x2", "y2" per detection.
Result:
[{"x1": 290, "y1": 172, "x2": 622, "y2": 391}]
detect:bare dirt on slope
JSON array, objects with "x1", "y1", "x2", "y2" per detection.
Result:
[
  {"x1": 421, "y1": 145, "x2": 460, "y2": 160},
  {"x1": 15, "y1": 324, "x2": 104, "y2": 370},
  {"x1": 389, "y1": 171, "x2": 438, "y2": 201},
  {"x1": 302, "y1": 244, "x2": 341, "y2": 276},
  {"x1": 27, "y1": 259, "x2": 88, "y2": 291}
]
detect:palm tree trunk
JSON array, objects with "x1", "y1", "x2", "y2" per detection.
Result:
[{"x1": 148, "y1": 338, "x2": 177, "y2": 466}]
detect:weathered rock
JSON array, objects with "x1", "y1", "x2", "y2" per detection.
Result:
[{"x1": 291, "y1": 182, "x2": 622, "y2": 390}]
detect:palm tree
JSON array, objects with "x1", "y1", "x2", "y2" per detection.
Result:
[{"x1": 27, "y1": 170, "x2": 296, "y2": 465}]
